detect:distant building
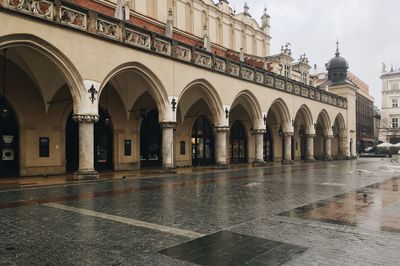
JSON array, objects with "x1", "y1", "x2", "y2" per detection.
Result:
[
  {"x1": 379, "y1": 65, "x2": 400, "y2": 143},
  {"x1": 374, "y1": 107, "x2": 381, "y2": 142},
  {"x1": 312, "y1": 56, "x2": 375, "y2": 152}
]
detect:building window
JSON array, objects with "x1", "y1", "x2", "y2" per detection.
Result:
[
  {"x1": 393, "y1": 99, "x2": 398, "y2": 108},
  {"x1": 283, "y1": 65, "x2": 290, "y2": 77},
  {"x1": 302, "y1": 72, "x2": 308, "y2": 84},
  {"x1": 392, "y1": 117, "x2": 398, "y2": 128}
]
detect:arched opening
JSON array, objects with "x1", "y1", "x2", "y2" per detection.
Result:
[
  {"x1": 293, "y1": 105, "x2": 313, "y2": 161},
  {"x1": 191, "y1": 116, "x2": 214, "y2": 166},
  {"x1": 140, "y1": 110, "x2": 162, "y2": 167},
  {"x1": 265, "y1": 99, "x2": 291, "y2": 162},
  {"x1": 65, "y1": 113, "x2": 78, "y2": 173},
  {"x1": 314, "y1": 110, "x2": 331, "y2": 160},
  {"x1": 0, "y1": 101, "x2": 19, "y2": 177},
  {"x1": 185, "y1": 3, "x2": 193, "y2": 33},
  {"x1": 263, "y1": 127, "x2": 273, "y2": 162},
  {"x1": 230, "y1": 120, "x2": 247, "y2": 163}
]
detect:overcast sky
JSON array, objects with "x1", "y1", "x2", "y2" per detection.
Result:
[{"x1": 226, "y1": 0, "x2": 399, "y2": 108}]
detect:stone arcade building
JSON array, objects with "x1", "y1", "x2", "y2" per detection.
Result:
[{"x1": 0, "y1": 0, "x2": 357, "y2": 179}]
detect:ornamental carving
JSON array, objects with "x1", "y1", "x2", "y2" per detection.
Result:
[
  {"x1": 301, "y1": 87, "x2": 309, "y2": 97},
  {"x1": 60, "y1": 6, "x2": 87, "y2": 30},
  {"x1": 175, "y1": 46, "x2": 191, "y2": 61},
  {"x1": 294, "y1": 85, "x2": 300, "y2": 94},
  {"x1": 309, "y1": 90, "x2": 315, "y2": 99},
  {"x1": 266, "y1": 76, "x2": 274, "y2": 87},
  {"x1": 214, "y1": 126, "x2": 230, "y2": 133},
  {"x1": 213, "y1": 58, "x2": 226, "y2": 72},
  {"x1": 97, "y1": 18, "x2": 118, "y2": 39},
  {"x1": 194, "y1": 53, "x2": 212, "y2": 68},
  {"x1": 125, "y1": 28, "x2": 151, "y2": 49},
  {"x1": 228, "y1": 64, "x2": 240, "y2": 76},
  {"x1": 332, "y1": 98, "x2": 337, "y2": 105},
  {"x1": 154, "y1": 38, "x2": 171, "y2": 56},
  {"x1": 7, "y1": 0, "x2": 53, "y2": 19},
  {"x1": 322, "y1": 94, "x2": 328, "y2": 102},
  {"x1": 159, "y1": 122, "x2": 177, "y2": 129},
  {"x1": 276, "y1": 80, "x2": 284, "y2": 90},
  {"x1": 286, "y1": 83, "x2": 293, "y2": 93},
  {"x1": 72, "y1": 114, "x2": 100, "y2": 123},
  {"x1": 241, "y1": 68, "x2": 254, "y2": 81},
  {"x1": 315, "y1": 92, "x2": 321, "y2": 100},
  {"x1": 327, "y1": 96, "x2": 333, "y2": 104},
  {"x1": 256, "y1": 73, "x2": 264, "y2": 84}
]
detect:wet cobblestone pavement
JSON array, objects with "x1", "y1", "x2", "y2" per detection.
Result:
[{"x1": 1, "y1": 158, "x2": 400, "y2": 265}]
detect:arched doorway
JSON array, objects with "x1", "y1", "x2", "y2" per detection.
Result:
[
  {"x1": 264, "y1": 127, "x2": 273, "y2": 162},
  {"x1": 0, "y1": 101, "x2": 19, "y2": 177},
  {"x1": 140, "y1": 110, "x2": 162, "y2": 167},
  {"x1": 192, "y1": 116, "x2": 214, "y2": 166},
  {"x1": 230, "y1": 120, "x2": 247, "y2": 163},
  {"x1": 65, "y1": 108, "x2": 113, "y2": 172},
  {"x1": 94, "y1": 108, "x2": 113, "y2": 171}
]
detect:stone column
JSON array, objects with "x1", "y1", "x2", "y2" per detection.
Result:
[
  {"x1": 253, "y1": 129, "x2": 266, "y2": 166},
  {"x1": 214, "y1": 126, "x2": 229, "y2": 169},
  {"x1": 305, "y1": 134, "x2": 315, "y2": 162},
  {"x1": 282, "y1": 132, "x2": 294, "y2": 165},
  {"x1": 324, "y1": 135, "x2": 333, "y2": 161},
  {"x1": 72, "y1": 114, "x2": 99, "y2": 180},
  {"x1": 338, "y1": 137, "x2": 348, "y2": 159},
  {"x1": 160, "y1": 122, "x2": 177, "y2": 173}
]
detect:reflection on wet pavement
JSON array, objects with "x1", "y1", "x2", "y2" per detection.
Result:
[{"x1": 279, "y1": 177, "x2": 400, "y2": 233}]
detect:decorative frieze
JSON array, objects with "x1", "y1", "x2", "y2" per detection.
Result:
[
  {"x1": 96, "y1": 18, "x2": 118, "y2": 39},
  {"x1": 322, "y1": 94, "x2": 328, "y2": 102},
  {"x1": 266, "y1": 76, "x2": 274, "y2": 87},
  {"x1": 194, "y1": 52, "x2": 212, "y2": 68},
  {"x1": 294, "y1": 84, "x2": 300, "y2": 94},
  {"x1": 124, "y1": 28, "x2": 151, "y2": 49},
  {"x1": 175, "y1": 46, "x2": 191, "y2": 61},
  {"x1": 241, "y1": 67, "x2": 254, "y2": 81},
  {"x1": 276, "y1": 79, "x2": 284, "y2": 90},
  {"x1": 315, "y1": 92, "x2": 321, "y2": 101},
  {"x1": 286, "y1": 82, "x2": 293, "y2": 93},
  {"x1": 72, "y1": 114, "x2": 99, "y2": 123},
  {"x1": 228, "y1": 63, "x2": 240, "y2": 76},
  {"x1": 214, "y1": 58, "x2": 226, "y2": 72},
  {"x1": 309, "y1": 90, "x2": 315, "y2": 99},
  {"x1": 154, "y1": 38, "x2": 171, "y2": 56},
  {"x1": 7, "y1": 0, "x2": 54, "y2": 19},
  {"x1": 256, "y1": 73, "x2": 264, "y2": 84},
  {"x1": 301, "y1": 87, "x2": 309, "y2": 97},
  {"x1": 59, "y1": 6, "x2": 87, "y2": 30}
]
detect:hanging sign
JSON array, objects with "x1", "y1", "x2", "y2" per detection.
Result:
[{"x1": 2, "y1": 149, "x2": 14, "y2": 161}]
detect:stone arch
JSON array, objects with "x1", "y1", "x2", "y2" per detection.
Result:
[
  {"x1": 99, "y1": 62, "x2": 170, "y2": 121},
  {"x1": 333, "y1": 112, "x2": 346, "y2": 137},
  {"x1": 231, "y1": 90, "x2": 263, "y2": 129},
  {"x1": 0, "y1": 33, "x2": 83, "y2": 112},
  {"x1": 268, "y1": 98, "x2": 292, "y2": 132},
  {"x1": 294, "y1": 104, "x2": 314, "y2": 134},
  {"x1": 316, "y1": 109, "x2": 332, "y2": 136},
  {"x1": 178, "y1": 79, "x2": 224, "y2": 126}
]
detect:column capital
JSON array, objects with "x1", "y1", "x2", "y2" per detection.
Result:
[
  {"x1": 72, "y1": 114, "x2": 99, "y2": 123},
  {"x1": 252, "y1": 128, "x2": 266, "y2": 135},
  {"x1": 159, "y1": 121, "x2": 177, "y2": 129},
  {"x1": 283, "y1": 132, "x2": 294, "y2": 137},
  {"x1": 214, "y1": 126, "x2": 230, "y2": 133}
]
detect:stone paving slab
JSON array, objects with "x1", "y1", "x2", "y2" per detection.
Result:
[{"x1": 1, "y1": 159, "x2": 400, "y2": 265}]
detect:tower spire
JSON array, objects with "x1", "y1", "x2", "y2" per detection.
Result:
[{"x1": 335, "y1": 41, "x2": 340, "y2": 56}]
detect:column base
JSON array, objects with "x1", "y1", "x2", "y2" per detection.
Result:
[
  {"x1": 305, "y1": 158, "x2": 315, "y2": 163},
  {"x1": 160, "y1": 166, "x2": 177, "y2": 174},
  {"x1": 214, "y1": 163, "x2": 230, "y2": 169},
  {"x1": 282, "y1": 160, "x2": 294, "y2": 165},
  {"x1": 324, "y1": 157, "x2": 333, "y2": 161},
  {"x1": 252, "y1": 160, "x2": 267, "y2": 167},
  {"x1": 71, "y1": 170, "x2": 99, "y2": 181}
]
